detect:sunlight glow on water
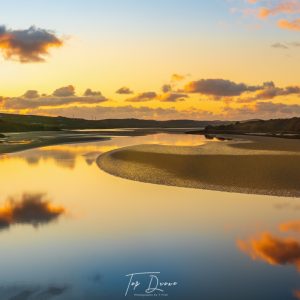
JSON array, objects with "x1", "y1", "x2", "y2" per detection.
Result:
[{"x1": 0, "y1": 133, "x2": 299, "y2": 299}]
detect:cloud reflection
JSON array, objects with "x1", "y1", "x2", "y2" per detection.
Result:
[
  {"x1": 0, "y1": 284, "x2": 69, "y2": 300},
  {"x1": 238, "y1": 232, "x2": 300, "y2": 268},
  {"x1": 237, "y1": 219, "x2": 300, "y2": 299},
  {"x1": 280, "y1": 221, "x2": 300, "y2": 233},
  {"x1": 294, "y1": 290, "x2": 300, "y2": 299},
  {"x1": 0, "y1": 193, "x2": 65, "y2": 230}
]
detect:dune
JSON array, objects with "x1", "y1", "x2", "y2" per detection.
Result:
[{"x1": 97, "y1": 135, "x2": 300, "y2": 197}]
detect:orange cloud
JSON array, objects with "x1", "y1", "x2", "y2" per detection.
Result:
[
  {"x1": 0, "y1": 25, "x2": 63, "y2": 63},
  {"x1": 259, "y1": 7, "x2": 272, "y2": 18},
  {"x1": 259, "y1": 1, "x2": 300, "y2": 19},
  {"x1": 278, "y1": 18, "x2": 300, "y2": 30},
  {"x1": 236, "y1": 0, "x2": 300, "y2": 31},
  {"x1": 237, "y1": 232, "x2": 300, "y2": 268}
]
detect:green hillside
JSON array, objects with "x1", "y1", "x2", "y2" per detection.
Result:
[
  {"x1": 0, "y1": 113, "x2": 229, "y2": 132},
  {"x1": 204, "y1": 117, "x2": 300, "y2": 134}
]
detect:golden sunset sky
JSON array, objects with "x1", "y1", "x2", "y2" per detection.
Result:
[{"x1": 1, "y1": 0, "x2": 300, "y2": 120}]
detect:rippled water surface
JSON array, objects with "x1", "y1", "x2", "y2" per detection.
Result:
[{"x1": 0, "y1": 133, "x2": 299, "y2": 300}]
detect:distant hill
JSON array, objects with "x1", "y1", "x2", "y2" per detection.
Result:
[
  {"x1": 204, "y1": 117, "x2": 300, "y2": 134},
  {"x1": 0, "y1": 113, "x2": 230, "y2": 132}
]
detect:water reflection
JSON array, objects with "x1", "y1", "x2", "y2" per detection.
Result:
[
  {"x1": 0, "y1": 193, "x2": 65, "y2": 230},
  {"x1": 0, "y1": 133, "x2": 210, "y2": 170},
  {"x1": 237, "y1": 220, "x2": 300, "y2": 299},
  {"x1": 238, "y1": 232, "x2": 300, "y2": 267},
  {"x1": 0, "y1": 284, "x2": 69, "y2": 300},
  {"x1": 0, "y1": 133, "x2": 299, "y2": 299},
  {"x1": 294, "y1": 290, "x2": 300, "y2": 299}
]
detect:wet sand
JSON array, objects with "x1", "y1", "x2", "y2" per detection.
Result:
[{"x1": 97, "y1": 135, "x2": 300, "y2": 197}]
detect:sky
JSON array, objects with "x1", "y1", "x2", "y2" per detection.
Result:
[{"x1": 1, "y1": 0, "x2": 300, "y2": 120}]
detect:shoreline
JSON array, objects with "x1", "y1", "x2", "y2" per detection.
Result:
[
  {"x1": 0, "y1": 131, "x2": 111, "y2": 155},
  {"x1": 0, "y1": 128, "x2": 195, "y2": 155},
  {"x1": 97, "y1": 135, "x2": 300, "y2": 198}
]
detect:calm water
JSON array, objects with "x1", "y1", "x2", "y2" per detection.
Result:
[{"x1": 0, "y1": 133, "x2": 299, "y2": 300}]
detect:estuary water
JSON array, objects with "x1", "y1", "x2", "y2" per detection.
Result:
[{"x1": 0, "y1": 133, "x2": 299, "y2": 300}]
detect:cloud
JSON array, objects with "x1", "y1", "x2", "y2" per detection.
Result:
[
  {"x1": 271, "y1": 42, "x2": 289, "y2": 49},
  {"x1": 30, "y1": 104, "x2": 215, "y2": 121},
  {"x1": 171, "y1": 73, "x2": 187, "y2": 82},
  {"x1": 184, "y1": 79, "x2": 260, "y2": 97},
  {"x1": 0, "y1": 25, "x2": 63, "y2": 63},
  {"x1": 84, "y1": 88, "x2": 103, "y2": 97},
  {"x1": 53, "y1": 85, "x2": 75, "y2": 97},
  {"x1": 237, "y1": 232, "x2": 300, "y2": 268},
  {"x1": 270, "y1": 41, "x2": 300, "y2": 49},
  {"x1": 3, "y1": 79, "x2": 300, "y2": 120},
  {"x1": 3, "y1": 96, "x2": 107, "y2": 109},
  {"x1": 231, "y1": 0, "x2": 300, "y2": 31},
  {"x1": 116, "y1": 87, "x2": 134, "y2": 95},
  {"x1": 125, "y1": 90, "x2": 188, "y2": 103},
  {"x1": 0, "y1": 193, "x2": 65, "y2": 230},
  {"x1": 158, "y1": 93, "x2": 189, "y2": 102},
  {"x1": 23, "y1": 90, "x2": 40, "y2": 99},
  {"x1": 233, "y1": 81, "x2": 300, "y2": 102},
  {"x1": 126, "y1": 92, "x2": 157, "y2": 102},
  {"x1": 162, "y1": 84, "x2": 172, "y2": 93},
  {"x1": 255, "y1": 81, "x2": 300, "y2": 99},
  {"x1": 289, "y1": 41, "x2": 300, "y2": 46},
  {"x1": 258, "y1": 1, "x2": 300, "y2": 19},
  {"x1": 260, "y1": 102, "x2": 300, "y2": 114},
  {"x1": 2, "y1": 86, "x2": 107, "y2": 109},
  {"x1": 278, "y1": 18, "x2": 300, "y2": 30},
  {"x1": 223, "y1": 101, "x2": 300, "y2": 119}
]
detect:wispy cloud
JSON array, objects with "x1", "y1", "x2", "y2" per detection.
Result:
[
  {"x1": 278, "y1": 17, "x2": 300, "y2": 30},
  {"x1": 231, "y1": 0, "x2": 300, "y2": 31},
  {"x1": 158, "y1": 93, "x2": 189, "y2": 102},
  {"x1": 271, "y1": 42, "x2": 289, "y2": 49},
  {"x1": 30, "y1": 105, "x2": 215, "y2": 121},
  {"x1": 171, "y1": 73, "x2": 188, "y2": 82},
  {"x1": 126, "y1": 92, "x2": 157, "y2": 102},
  {"x1": 258, "y1": 1, "x2": 300, "y2": 19},
  {"x1": 224, "y1": 101, "x2": 300, "y2": 119}
]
